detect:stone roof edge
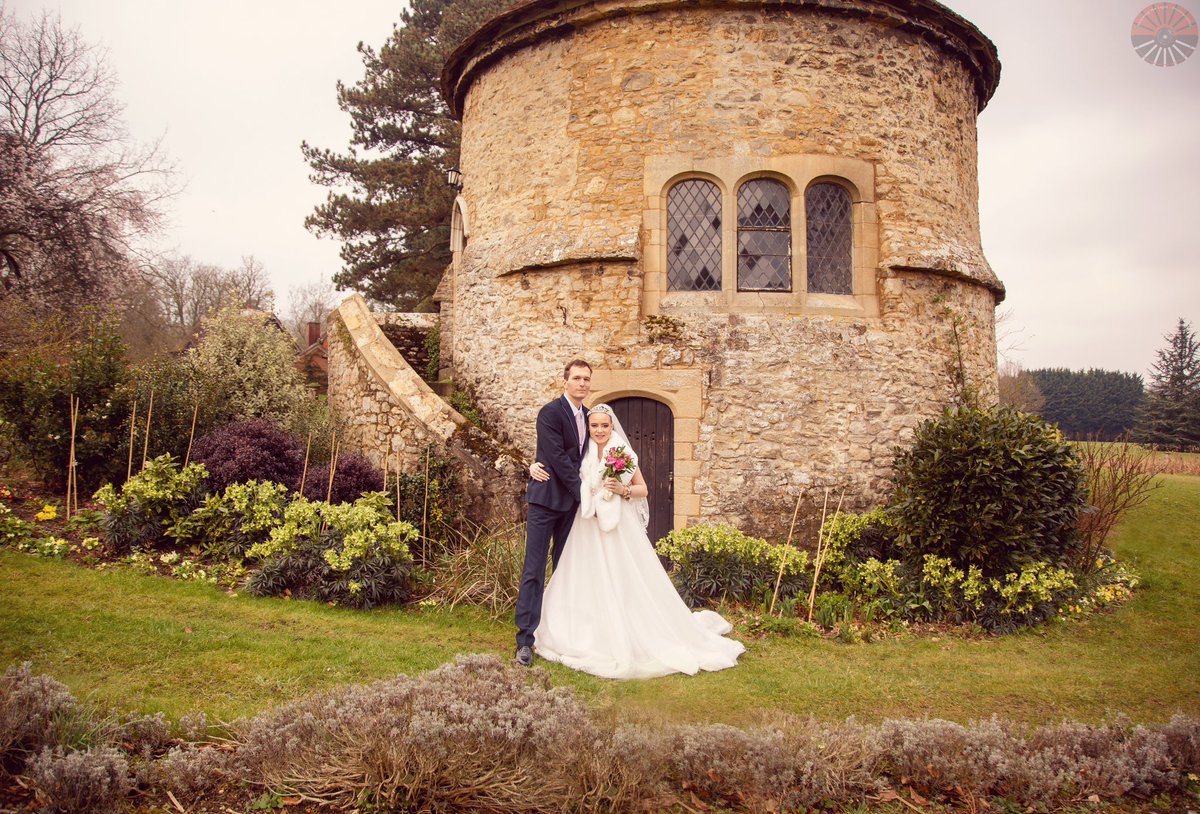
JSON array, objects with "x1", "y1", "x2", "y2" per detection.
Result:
[
  {"x1": 442, "y1": 0, "x2": 1001, "y2": 119},
  {"x1": 886, "y1": 263, "x2": 1007, "y2": 302}
]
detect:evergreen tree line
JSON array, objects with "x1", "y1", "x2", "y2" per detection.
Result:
[
  {"x1": 1027, "y1": 368, "x2": 1144, "y2": 441},
  {"x1": 1002, "y1": 319, "x2": 1199, "y2": 450}
]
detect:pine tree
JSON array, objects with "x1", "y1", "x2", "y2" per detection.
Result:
[
  {"x1": 1132, "y1": 318, "x2": 1200, "y2": 450},
  {"x1": 301, "y1": 0, "x2": 514, "y2": 310}
]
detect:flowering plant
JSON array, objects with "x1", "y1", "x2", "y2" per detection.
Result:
[{"x1": 599, "y1": 446, "x2": 636, "y2": 501}]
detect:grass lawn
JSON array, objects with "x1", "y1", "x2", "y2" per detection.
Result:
[{"x1": 1, "y1": 476, "x2": 1197, "y2": 729}]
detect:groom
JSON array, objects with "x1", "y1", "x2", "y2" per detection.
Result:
[{"x1": 514, "y1": 359, "x2": 592, "y2": 666}]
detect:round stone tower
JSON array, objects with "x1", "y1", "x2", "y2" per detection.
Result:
[{"x1": 439, "y1": 0, "x2": 1003, "y2": 540}]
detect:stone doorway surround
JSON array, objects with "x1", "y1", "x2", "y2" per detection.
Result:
[{"x1": 587, "y1": 366, "x2": 703, "y2": 533}]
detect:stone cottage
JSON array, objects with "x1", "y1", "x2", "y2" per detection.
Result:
[{"x1": 329, "y1": 0, "x2": 1004, "y2": 542}]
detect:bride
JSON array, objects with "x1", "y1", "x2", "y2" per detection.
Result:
[{"x1": 528, "y1": 403, "x2": 744, "y2": 679}]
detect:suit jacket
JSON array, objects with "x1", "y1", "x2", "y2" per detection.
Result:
[{"x1": 527, "y1": 395, "x2": 587, "y2": 512}]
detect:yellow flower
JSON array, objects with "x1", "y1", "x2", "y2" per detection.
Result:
[{"x1": 35, "y1": 505, "x2": 57, "y2": 521}]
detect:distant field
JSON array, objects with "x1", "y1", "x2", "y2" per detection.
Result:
[{"x1": 1073, "y1": 440, "x2": 1200, "y2": 476}]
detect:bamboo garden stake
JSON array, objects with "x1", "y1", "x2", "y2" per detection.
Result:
[
  {"x1": 806, "y1": 488, "x2": 845, "y2": 623},
  {"x1": 325, "y1": 435, "x2": 340, "y2": 505},
  {"x1": 183, "y1": 401, "x2": 199, "y2": 467},
  {"x1": 769, "y1": 489, "x2": 804, "y2": 616},
  {"x1": 70, "y1": 396, "x2": 80, "y2": 515},
  {"x1": 421, "y1": 446, "x2": 431, "y2": 561},
  {"x1": 140, "y1": 389, "x2": 154, "y2": 470},
  {"x1": 65, "y1": 396, "x2": 78, "y2": 519},
  {"x1": 298, "y1": 431, "x2": 312, "y2": 497},
  {"x1": 126, "y1": 398, "x2": 137, "y2": 482}
]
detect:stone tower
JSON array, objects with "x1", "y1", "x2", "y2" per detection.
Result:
[{"x1": 433, "y1": 0, "x2": 1002, "y2": 539}]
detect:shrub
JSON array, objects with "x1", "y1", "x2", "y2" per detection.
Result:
[
  {"x1": 0, "y1": 308, "x2": 132, "y2": 491},
  {"x1": 1074, "y1": 438, "x2": 1162, "y2": 575},
  {"x1": 0, "y1": 662, "x2": 77, "y2": 768},
  {"x1": 126, "y1": 355, "x2": 210, "y2": 464},
  {"x1": 27, "y1": 745, "x2": 131, "y2": 813},
  {"x1": 92, "y1": 454, "x2": 208, "y2": 553},
  {"x1": 138, "y1": 743, "x2": 231, "y2": 795},
  {"x1": 392, "y1": 446, "x2": 463, "y2": 560},
  {"x1": 169, "y1": 479, "x2": 289, "y2": 560},
  {"x1": 818, "y1": 508, "x2": 897, "y2": 587},
  {"x1": 281, "y1": 394, "x2": 341, "y2": 466},
  {"x1": 190, "y1": 418, "x2": 305, "y2": 493},
  {"x1": 188, "y1": 306, "x2": 311, "y2": 428},
  {"x1": 656, "y1": 523, "x2": 809, "y2": 608},
  {"x1": 301, "y1": 450, "x2": 385, "y2": 505},
  {"x1": 888, "y1": 406, "x2": 1087, "y2": 576},
  {"x1": 245, "y1": 493, "x2": 417, "y2": 608},
  {"x1": 227, "y1": 654, "x2": 643, "y2": 811},
  {"x1": 918, "y1": 554, "x2": 1079, "y2": 632}
]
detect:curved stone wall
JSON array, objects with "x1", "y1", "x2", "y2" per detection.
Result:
[
  {"x1": 429, "y1": 0, "x2": 1003, "y2": 537},
  {"x1": 327, "y1": 294, "x2": 528, "y2": 524}
]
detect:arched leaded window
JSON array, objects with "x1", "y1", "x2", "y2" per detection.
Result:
[
  {"x1": 737, "y1": 179, "x2": 791, "y2": 291},
  {"x1": 667, "y1": 180, "x2": 722, "y2": 291},
  {"x1": 806, "y1": 183, "x2": 853, "y2": 295}
]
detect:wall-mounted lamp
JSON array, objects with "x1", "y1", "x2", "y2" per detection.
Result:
[{"x1": 446, "y1": 166, "x2": 463, "y2": 192}]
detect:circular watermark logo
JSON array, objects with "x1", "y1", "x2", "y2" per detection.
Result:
[{"x1": 1131, "y1": 3, "x2": 1198, "y2": 66}]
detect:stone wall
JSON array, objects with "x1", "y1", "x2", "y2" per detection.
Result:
[{"x1": 327, "y1": 295, "x2": 528, "y2": 525}]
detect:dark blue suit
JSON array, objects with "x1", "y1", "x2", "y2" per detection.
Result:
[{"x1": 515, "y1": 395, "x2": 587, "y2": 648}]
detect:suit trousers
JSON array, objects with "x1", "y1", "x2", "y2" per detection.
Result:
[{"x1": 515, "y1": 502, "x2": 577, "y2": 648}]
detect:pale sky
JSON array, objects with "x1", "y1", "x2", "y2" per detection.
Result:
[{"x1": 19, "y1": 0, "x2": 1200, "y2": 378}]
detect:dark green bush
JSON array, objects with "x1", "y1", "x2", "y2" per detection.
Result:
[
  {"x1": 391, "y1": 446, "x2": 463, "y2": 560},
  {"x1": 190, "y1": 418, "x2": 305, "y2": 493},
  {"x1": 888, "y1": 406, "x2": 1087, "y2": 576},
  {"x1": 168, "y1": 480, "x2": 289, "y2": 560},
  {"x1": 0, "y1": 309, "x2": 131, "y2": 492},
  {"x1": 92, "y1": 455, "x2": 209, "y2": 553},
  {"x1": 655, "y1": 524, "x2": 809, "y2": 608},
  {"x1": 126, "y1": 356, "x2": 211, "y2": 464},
  {"x1": 244, "y1": 493, "x2": 416, "y2": 609}
]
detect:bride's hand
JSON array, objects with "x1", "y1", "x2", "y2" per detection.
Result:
[
  {"x1": 602, "y1": 477, "x2": 625, "y2": 495},
  {"x1": 529, "y1": 461, "x2": 550, "y2": 482}
]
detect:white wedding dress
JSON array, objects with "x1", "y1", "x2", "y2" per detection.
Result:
[{"x1": 534, "y1": 411, "x2": 745, "y2": 679}]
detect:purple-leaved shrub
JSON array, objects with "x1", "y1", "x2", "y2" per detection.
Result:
[
  {"x1": 299, "y1": 450, "x2": 384, "y2": 504},
  {"x1": 190, "y1": 418, "x2": 305, "y2": 493}
]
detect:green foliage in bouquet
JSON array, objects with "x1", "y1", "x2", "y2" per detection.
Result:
[
  {"x1": 656, "y1": 523, "x2": 809, "y2": 608},
  {"x1": 92, "y1": 455, "x2": 208, "y2": 553},
  {"x1": 245, "y1": 493, "x2": 417, "y2": 609}
]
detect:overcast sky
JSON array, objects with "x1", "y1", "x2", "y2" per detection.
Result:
[{"x1": 20, "y1": 0, "x2": 1200, "y2": 378}]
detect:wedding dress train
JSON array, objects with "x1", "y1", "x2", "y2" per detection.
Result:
[{"x1": 534, "y1": 447, "x2": 745, "y2": 679}]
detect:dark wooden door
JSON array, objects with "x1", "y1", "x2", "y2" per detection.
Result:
[{"x1": 610, "y1": 397, "x2": 674, "y2": 544}]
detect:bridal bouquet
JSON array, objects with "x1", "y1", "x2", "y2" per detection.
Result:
[{"x1": 600, "y1": 446, "x2": 636, "y2": 500}]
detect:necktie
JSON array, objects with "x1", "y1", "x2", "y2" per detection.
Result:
[{"x1": 575, "y1": 409, "x2": 585, "y2": 454}]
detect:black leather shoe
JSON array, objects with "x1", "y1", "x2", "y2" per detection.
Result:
[{"x1": 515, "y1": 645, "x2": 533, "y2": 667}]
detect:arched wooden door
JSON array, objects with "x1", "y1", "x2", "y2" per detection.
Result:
[{"x1": 609, "y1": 397, "x2": 674, "y2": 544}]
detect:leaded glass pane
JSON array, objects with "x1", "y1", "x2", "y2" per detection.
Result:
[
  {"x1": 806, "y1": 183, "x2": 853, "y2": 295},
  {"x1": 738, "y1": 179, "x2": 790, "y2": 228},
  {"x1": 667, "y1": 180, "x2": 722, "y2": 291},
  {"x1": 737, "y1": 179, "x2": 791, "y2": 291}
]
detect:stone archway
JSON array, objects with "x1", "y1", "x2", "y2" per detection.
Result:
[{"x1": 609, "y1": 396, "x2": 674, "y2": 544}]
